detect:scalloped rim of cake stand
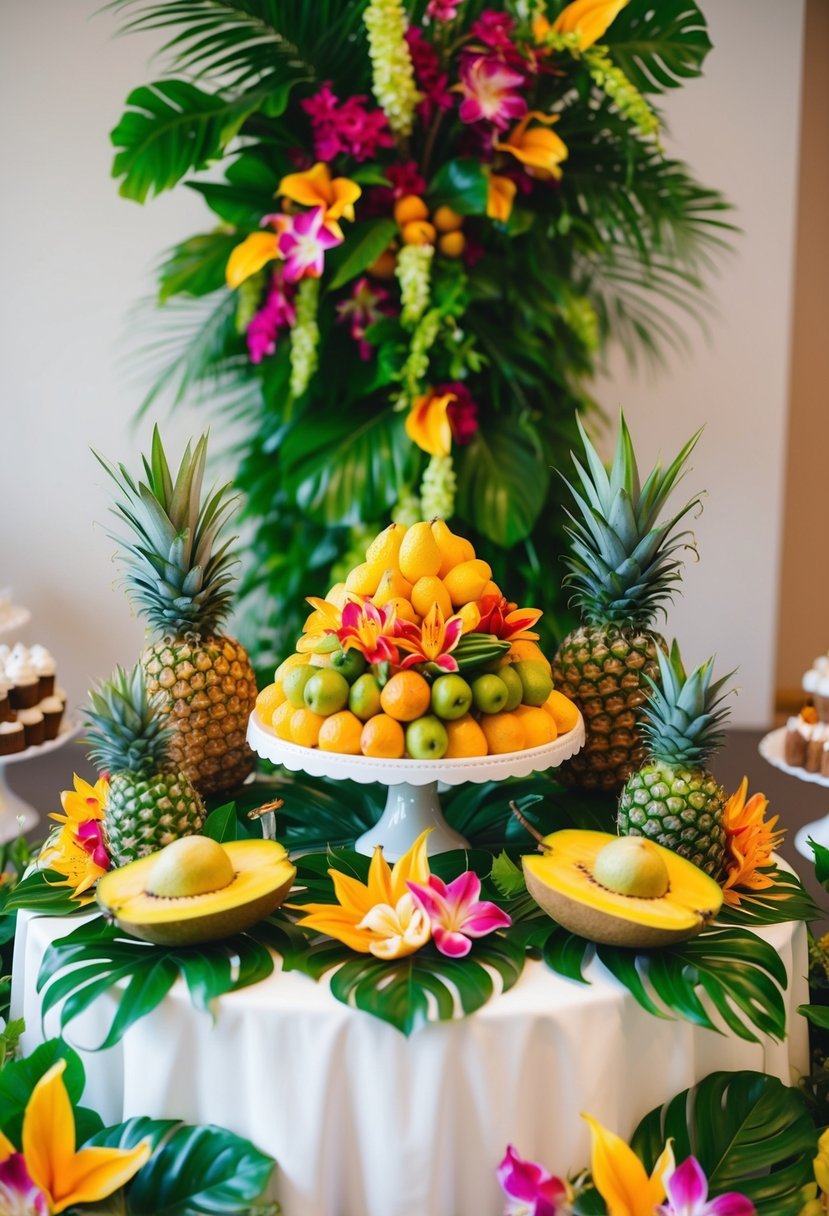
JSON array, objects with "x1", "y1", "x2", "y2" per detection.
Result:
[
  {"x1": 759, "y1": 726, "x2": 829, "y2": 788},
  {"x1": 247, "y1": 711, "x2": 585, "y2": 786}
]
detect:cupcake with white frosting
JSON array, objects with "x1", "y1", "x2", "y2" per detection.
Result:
[
  {"x1": 30, "y1": 644, "x2": 57, "y2": 698},
  {"x1": 803, "y1": 655, "x2": 829, "y2": 722},
  {"x1": 17, "y1": 707, "x2": 45, "y2": 747},
  {"x1": 39, "y1": 694, "x2": 64, "y2": 740},
  {"x1": 0, "y1": 720, "x2": 24, "y2": 755},
  {"x1": 6, "y1": 649, "x2": 39, "y2": 709},
  {"x1": 0, "y1": 674, "x2": 10, "y2": 723}
]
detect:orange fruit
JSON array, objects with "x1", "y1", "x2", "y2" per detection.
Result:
[
  {"x1": 272, "y1": 700, "x2": 295, "y2": 740},
  {"x1": 290, "y1": 707, "x2": 326, "y2": 748},
  {"x1": 318, "y1": 710, "x2": 364, "y2": 754},
  {"x1": 438, "y1": 231, "x2": 466, "y2": 258},
  {"x1": 444, "y1": 715, "x2": 488, "y2": 758},
  {"x1": 368, "y1": 249, "x2": 397, "y2": 279},
  {"x1": 394, "y1": 194, "x2": 429, "y2": 226},
  {"x1": 256, "y1": 682, "x2": 285, "y2": 723},
  {"x1": 480, "y1": 711, "x2": 526, "y2": 755},
  {"x1": 401, "y1": 219, "x2": 436, "y2": 246},
  {"x1": 410, "y1": 575, "x2": 452, "y2": 621},
  {"x1": 380, "y1": 671, "x2": 431, "y2": 722},
  {"x1": 543, "y1": 690, "x2": 581, "y2": 734},
  {"x1": 513, "y1": 705, "x2": 557, "y2": 747},
  {"x1": 361, "y1": 713, "x2": 406, "y2": 758},
  {"x1": 443, "y1": 558, "x2": 493, "y2": 607},
  {"x1": 506, "y1": 640, "x2": 552, "y2": 673},
  {"x1": 433, "y1": 205, "x2": 464, "y2": 233}
]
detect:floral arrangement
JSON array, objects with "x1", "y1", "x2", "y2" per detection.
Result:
[{"x1": 108, "y1": 0, "x2": 729, "y2": 662}]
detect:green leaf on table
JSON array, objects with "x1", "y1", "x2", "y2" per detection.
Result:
[
  {"x1": 226, "y1": 773, "x2": 381, "y2": 851},
  {"x1": 326, "y1": 218, "x2": 398, "y2": 291},
  {"x1": 429, "y1": 159, "x2": 489, "y2": 215},
  {"x1": 0, "y1": 1039, "x2": 103, "y2": 1146},
  {"x1": 37, "y1": 917, "x2": 275, "y2": 1049},
  {"x1": 158, "y1": 233, "x2": 239, "y2": 302},
  {"x1": 88, "y1": 1118, "x2": 276, "y2": 1215},
  {"x1": 456, "y1": 414, "x2": 549, "y2": 546},
  {"x1": 202, "y1": 800, "x2": 254, "y2": 843},
  {"x1": 491, "y1": 850, "x2": 526, "y2": 899},
  {"x1": 810, "y1": 837, "x2": 829, "y2": 888},
  {"x1": 4, "y1": 868, "x2": 89, "y2": 916},
  {"x1": 111, "y1": 80, "x2": 264, "y2": 203},
  {"x1": 631, "y1": 1070, "x2": 816, "y2": 1214},
  {"x1": 604, "y1": 0, "x2": 712, "y2": 93},
  {"x1": 716, "y1": 867, "x2": 819, "y2": 926}
]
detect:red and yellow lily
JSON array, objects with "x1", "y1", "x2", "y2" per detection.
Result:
[
  {"x1": 396, "y1": 603, "x2": 465, "y2": 672},
  {"x1": 495, "y1": 111, "x2": 568, "y2": 181},
  {"x1": 39, "y1": 774, "x2": 111, "y2": 899},
  {"x1": 337, "y1": 599, "x2": 401, "y2": 665},
  {"x1": 0, "y1": 1060, "x2": 150, "y2": 1214},
  {"x1": 475, "y1": 594, "x2": 542, "y2": 642},
  {"x1": 583, "y1": 1113, "x2": 674, "y2": 1216}
]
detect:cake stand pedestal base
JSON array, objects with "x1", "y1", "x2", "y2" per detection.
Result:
[{"x1": 355, "y1": 781, "x2": 469, "y2": 859}]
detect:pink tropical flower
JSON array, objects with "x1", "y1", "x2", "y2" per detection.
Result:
[
  {"x1": 337, "y1": 600, "x2": 400, "y2": 665},
  {"x1": 476, "y1": 594, "x2": 542, "y2": 642},
  {"x1": 396, "y1": 603, "x2": 465, "y2": 672},
  {"x1": 470, "y1": 10, "x2": 521, "y2": 56},
  {"x1": 658, "y1": 1158, "x2": 755, "y2": 1216},
  {"x1": 437, "y1": 380, "x2": 479, "y2": 444},
  {"x1": 0, "y1": 1154, "x2": 49, "y2": 1216},
  {"x1": 246, "y1": 270, "x2": 297, "y2": 363},
  {"x1": 302, "y1": 82, "x2": 394, "y2": 163},
  {"x1": 336, "y1": 276, "x2": 393, "y2": 359},
  {"x1": 426, "y1": 0, "x2": 462, "y2": 20},
  {"x1": 75, "y1": 818, "x2": 110, "y2": 870},
  {"x1": 407, "y1": 870, "x2": 511, "y2": 957},
  {"x1": 277, "y1": 206, "x2": 343, "y2": 282},
  {"x1": 457, "y1": 54, "x2": 527, "y2": 130},
  {"x1": 496, "y1": 1144, "x2": 572, "y2": 1216},
  {"x1": 406, "y1": 28, "x2": 454, "y2": 123}
]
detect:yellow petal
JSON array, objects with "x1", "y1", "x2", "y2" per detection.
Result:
[
  {"x1": 226, "y1": 231, "x2": 280, "y2": 289},
  {"x1": 583, "y1": 1114, "x2": 668, "y2": 1216},
  {"x1": 329, "y1": 177, "x2": 362, "y2": 224},
  {"x1": 553, "y1": 0, "x2": 630, "y2": 49},
  {"x1": 295, "y1": 906, "x2": 375, "y2": 952},
  {"x1": 487, "y1": 174, "x2": 517, "y2": 223},
  {"x1": 495, "y1": 112, "x2": 568, "y2": 181},
  {"x1": 366, "y1": 845, "x2": 395, "y2": 908},
  {"x1": 406, "y1": 394, "x2": 454, "y2": 457},
  {"x1": 328, "y1": 868, "x2": 375, "y2": 920},
  {"x1": 279, "y1": 162, "x2": 333, "y2": 209},
  {"x1": 53, "y1": 1142, "x2": 151, "y2": 1213},
  {"x1": 389, "y1": 829, "x2": 432, "y2": 904},
  {"x1": 0, "y1": 1128, "x2": 14, "y2": 1159},
  {"x1": 23, "y1": 1061, "x2": 77, "y2": 1198}
]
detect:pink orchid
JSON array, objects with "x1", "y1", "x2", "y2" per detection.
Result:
[
  {"x1": 496, "y1": 1145, "x2": 572, "y2": 1216},
  {"x1": 396, "y1": 603, "x2": 465, "y2": 673},
  {"x1": 426, "y1": 0, "x2": 462, "y2": 20},
  {"x1": 406, "y1": 28, "x2": 454, "y2": 123},
  {"x1": 658, "y1": 1158, "x2": 755, "y2": 1216},
  {"x1": 470, "y1": 10, "x2": 522, "y2": 59},
  {"x1": 0, "y1": 1154, "x2": 49, "y2": 1216},
  {"x1": 302, "y1": 83, "x2": 394, "y2": 163},
  {"x1": 407, "y1": 871, "x2": 511, "y2": 957},
  {"x1": 336, "y1": 276, "x2": 393, "y2": 359},
  {"x1": 75, "y1": 818, "x2": 110, "y2": 871},
  {"x1": 457, "y1": 55, "x2": 527, "y2": 130},
  {"x1": 277, "y1": 206, "x2": 343, "y2": 282},
  {"x1": 337, "y1": 600, "x2": 401, "y2": 665},
  {"x1": 246, "y1": 270, "x2": 296, "y2": 363}
]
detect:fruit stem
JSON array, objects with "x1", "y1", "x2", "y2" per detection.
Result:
[
  {"x1": 247, "y1": 798, "x2": 285, "y2": 843},
  {"x1": 509, "y1": 800, "x2": 548, "y2": 851}
]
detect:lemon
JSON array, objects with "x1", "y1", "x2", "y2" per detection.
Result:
[
  {"x1": 399, "y1": 521, "x2": 442, "y2": 583},
  {"x1": 384, "y1": 596, "x2": 420, "y2": 625},
  {"x1": 366, "y1": 522, "x2": 407, "y2": 569},
  {"x1": 411, "y1": 575, "x2": 452, "y2": 620},
  {"x1": 431, "y1": 519, "x2": 475, "y2": 577},
  {"x1": 345, "y1": 560, "x2": 384, "y2": 597},
  {"x1": 373, "y1": 567, "x2": 413, "y2": 607},
  {"x1": 443, "y1": 558, "x2": 492, "y2": 607}
]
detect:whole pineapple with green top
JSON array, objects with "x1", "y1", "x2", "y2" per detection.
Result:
[
  {"x1": 84, "y1": 665, "x2": 205, "y2": 866},
  {"x1": 552, "y1": 413, "x2": 702, "y2": 791},
  {"x1": 97, "y1": 427, "x2": 257, "y2": 794},
  {"x1": 617, "y1": 642, "x2": 731, "y2": 879}
]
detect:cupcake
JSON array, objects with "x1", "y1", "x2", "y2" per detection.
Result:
[
  {"x1": 30, "y1": 645, "x2": 57, "y2": 698},
  {"x1": 0, "y1": 675, "x2": 11, "y2": 723},
  {"x1": 6, "y1": 650, "x2": 39, "y2": 709},
  {"x1": 784, "y1": 710, "x2": 814, "y2": 768},
  {"x1": 17, "y1": 708, "x2": 45, "y2": 747},
  {"x1": 39, "y1": 695, "x2": 64, "y2": 740},
  {"x1": 803, "y1": 656, "x2": 829, "y2": 723},
  {"x1": 0, "y1": 720, "x2": 25, "y2": 755}
]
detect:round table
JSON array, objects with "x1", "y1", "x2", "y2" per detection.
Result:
[{"x1": 11, "y1": 909, "x2": 809, "y2": 1216}]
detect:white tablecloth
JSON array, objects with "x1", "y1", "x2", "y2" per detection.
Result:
[{"x1": 12, "y1": 911, "x2": 809, "y2": 1216}]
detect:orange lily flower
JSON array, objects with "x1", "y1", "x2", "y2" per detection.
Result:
[
  {"x1": 278, "y1": 163, "x2": 362, "y2": 238},
  {"x1": 721, "y1": 776, "x2": 785, "y2": 907},
  {"x1": 583, "y1": 1113, "x2": 674, "y2": 1216},
  {"x1": 551, "y1": 0, "x2": 630, "y2": 51},
  {"x1": 487, "y1": 173, "x2": 517, "y2": 223},
  {"x1": 225, "y1": 228, "x2": 285, "y2": 290},
  {"x1": 405, "y1": 390, "x2": 455, "y2": 457},
  {"x1": 0, "y1": 1060, "x2": 150, "y2": 1214},
  {"x1": 396, "y1": 603, "x2": 465, "y2": 672},
  {"x1": 495, "y1": 112, "x2": 568, "y2": 181}
]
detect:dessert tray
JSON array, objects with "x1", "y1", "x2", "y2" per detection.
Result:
[
  {"x1": 759, "y1": 725, "x2": 829, "y2": 856},
  {"x1": 247, "y1": 710, "x2": 585, "y2": 858},
  {"x1": 0, "y1": 719, "x2": 80, "y2": 842}
]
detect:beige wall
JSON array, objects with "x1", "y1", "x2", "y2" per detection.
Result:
[{"x1": 775, "y1": 0, "x2": 829, "y2": 714}]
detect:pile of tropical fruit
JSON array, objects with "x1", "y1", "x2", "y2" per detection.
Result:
[{"x1": 255, "y1": 520, "x2": 580, "y2": 760}]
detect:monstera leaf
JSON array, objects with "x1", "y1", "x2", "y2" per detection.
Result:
[
  {"x1": 604, "y1": 0, "x2": 712, "y2": 93},
  {"x1": 631, "y1": 1071, "x2": 816, "y2": 1214},
  {"x1": 455, "y1": 414, "x2": 549, "y2": 546}
]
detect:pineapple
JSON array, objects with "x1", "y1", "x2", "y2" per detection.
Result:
[
  {"x1": 617, "y1": 642, "x2": 732, "y2": 879},
  {"x1": 552, "y1": 414, "x2": 702, "y2": 791},
  {"x1": 97, "y1": 427, "x2": 257, "y2": 794},
  {"x1": 84, "y1": 665, "x2": 205, "y2": 866}
]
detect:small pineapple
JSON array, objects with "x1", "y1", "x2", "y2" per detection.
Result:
[
  {"x1": 617, "y1": 642, "x2": 732, "y2": 879},
  {"x1": 96, "y1": 427, "x2": 257, "y2": 794},
  {"x1": 552, "y1": 413, "x2": 702, "y2": 791},
  {"x1": 84, "y1": 665, "x2": 205, "y2": 866}
]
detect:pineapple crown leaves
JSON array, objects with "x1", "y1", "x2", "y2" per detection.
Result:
[
  {"x1": 94, "y1": 426, "x2": 240, "y2": 636},
  {"x1": 83, "y1": 663, "x2": 175, "y2": 777},
  {"x1": 560, "y1": 413, "x2": 704, "y2": 626},
  {"x1": 640, "y1": 640, "x2": 734, "y2": 768}
]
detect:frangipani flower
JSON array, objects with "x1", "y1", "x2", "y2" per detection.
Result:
[
  {"x1": 40, "y1": 774, "x2": 111, "y2": 898},
  {"x1": 396, "y1": 603, "x2": 464, "y2": 672},
  {"x1": 584, "y1": 1113, "x2": 674, "y2": 1216},
  {"x1": 277, "y1": 206, "x2": 343, "y2": 282},
  {"x1": 476, "y1": 594, "x2": 542, "y2": 642},
  {"x1": 277, "y1": 163, "x2": 362, "y2": 238},
  {"x1": 337, "y1": 599, "x2": 400, "y2": 665},
  {"x1": 487, "y1": 172, "x2": 517, "y2": 222},
  {"x1": 551, "y1": 0, "x2": 630, "y2": 51},
  {"x1": 457, "y1": 55, "x2": 527, "y2": 130},
  {"x1": 0, "y1": 1060, "x2": 150, "y2": 1214},
  {"x1": 406, "y1": 390, "x2": 455, "y2": 457},
  {"x1": 657, "y1": 1156, "x2": 755, "y2": 1215},
  {"x1": 720, "y1": 777, "x2": 784, "y2": 907},
  {"x1": 295, "y1": 830, "x2": 432, "y2": 959},
  {"x1": 495, "y1": 112, "x2": 568, "y2": 181},
  {"x1": 497, "y1": 1144, "x2": 572, "y2": 1216},
  {"x1": 407, "y1": 871, "x2": 511, "y2": 957}
]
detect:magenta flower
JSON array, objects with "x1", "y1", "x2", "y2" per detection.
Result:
[
  {"x1": 76, "y1": 818, "x2": 110, "y2": 871},
  {"x1": 336, "y1": 276, "x2": 393, "y2": 360},
  {"x1": 407, "y1": 871, "x2": 511, "y2": 957},
  {"x1": 302, "y1": 83, "x2": 394, "y2": 163},
  {"x1": 437, "y1": 380, "x2": 479, "y2": 445},
  {"x1": 470, "y1": 10, "x2": 521, "y2": 57},
  {"x1": 426, "y1": 0, "x2": 462, "y2": 20},
  {"x1": 0, "y1": 1154, "x2": 49, "y2": 1216},
  {"x1": 337, "y1": 600, "x2": 401, "y2": 665},
  {"x1": 246, "y1": 269, "x2": 297, "y2": 363},
  {"x1": 406, "y1": 28, "x2": 454, "y2": 123},
  {"x1": 658, "y1": 1158, "x2": 756, "y2": 1216},
  {"x1": 277, "y1": 206, "x2": 343, "y2": 282},
  {"x1": 457, "y1": 55, "x2": 527, "y2": 130},
  {"x1": 496, "y1": 1145, "x2": 571, "y2": 1216}
]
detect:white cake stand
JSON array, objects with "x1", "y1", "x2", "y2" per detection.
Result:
[
  {"x1": 759, "y1": 725, "x2": 829, "y2": 858},
  {"x1": 0, "y1": 720, "x2": 80, "y2": 843},
  {"x1": 247, "y1": 711, "x2": 585, "y2": 859}
]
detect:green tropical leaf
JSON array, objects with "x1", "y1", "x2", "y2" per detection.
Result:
[
  {"x1": 716, "y1": 867, "x2": 819, "y2": 927},
  {"x1": 112, "y1": 80, "x2": 264, "y2": 202},
  {"x1": 631, "y1": 1070, "x2": 816, "y2": 1214},
  {"x1": 0, "y1": 1039, "x2": 104, "y2": 1147},
  {"x1": 810, "y1": 837, "x2": 829, "y2": 887},
  {"x1": 157, "y1": 232, "x2": 239, "y2": 301},
  {"x1": 456, "y1": 414, "x2": 549, "y2": 545},
  {"x1": 4, "y1": 867, "x2": 89, "y2": 916},
  {"x1": 798, "y1": 1002, "x2": 829, "y2": 1029},
  {"x1": 88, "y1": 1118, "x2": 276, "y2": 1215},
  {"x1": 429, "y1": 159, "x2": 489, "y2": 215},
  {"x1": 604, "y1": 0, "x2": 712, "y2": 93},
  {"x1": 326, "y1": 219, "x2": 399, "y2": 291},
  {"x1": 37, "y1": 916, "x2": 275, "y2": 1049}
]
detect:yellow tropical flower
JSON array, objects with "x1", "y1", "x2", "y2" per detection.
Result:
[
  {"x1": 278, "y1": 163, "x2": 362, "y2": 238},
  {"x1": 815, "y1": 1127, "x2": 829, "y2": 1194},
  {"x1": 405, "y1": 390, "x2": 455, "y2": 457},
  {"x1": 295, "y1": 830, "x2": 432, "y2": 959},
  {"x1": 583, "y1": 1113, "x2": 674, "y2": 1216},
  {"x1": 721, "y1": 776, "x2": 785, "y2": 907},
  {"x1": 296, "y1": 595, "x2": 345, "y2": 654},
  {"x1": 225, "y1": 229, "x2": 283, "y2": 289},
  {"x1": 51, "y1": 773, "x2": 109, "y2": 829},
  {"x1": 487, "y1": 173, "x2": 517, "y2": 223},
  {"x1": 495, "y1": 112, "x2": 569, "y2": 181},
  {"x1": 0, "y1": 1059, "x2": 150, "y2": 1214},
  {"x1": 39, "y1": 773, "x2": 111, "y2": 899},
  {"x1": 551, "y1": 0, "x2": 630, "y2": 50}
]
